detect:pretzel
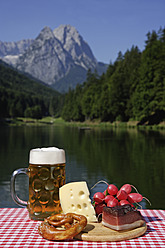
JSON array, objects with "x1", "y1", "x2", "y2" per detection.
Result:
[{"x1": 38, "y1": 213, "x2": 87, "y2": 240}]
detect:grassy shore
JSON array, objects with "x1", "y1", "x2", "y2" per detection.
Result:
[
  {"x1": 65, "y1": 119, "x2": 165, "y2": 131},
  {"x1": 2, "y1": 116, "x2": 165, "y2": 131}
]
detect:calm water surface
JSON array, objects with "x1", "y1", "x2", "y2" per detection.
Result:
[{"x1": 0, "y1": 125, "x2": 164, "y2": 209}]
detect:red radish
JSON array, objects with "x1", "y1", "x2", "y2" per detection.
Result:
[
  {"x1": 104, "y1": 195, "x2": 115, "y2": 204},
  {"x1": 120, "y1": 184, "x2": 139, "y2": 194},
  {"x1": 120, "y1": 184, "x2": 132, "y2": 194},
  {"x1": 128, "y1": 193, "x2": 143, "y2": 203},
  {"x1": 103, "y1": 189, "x2": 108, "y2": 196},
  {"x1": 107, "y1": 198, "x2": 118, "y2": 207},
  {"x1": 93, "y1": 192, "x2": 105, "y2": 203},
  {"x1": 107, "y1": 184, "x2": 118, "y2": 195},
  {"x1": 117, "y1": 190, "x2": 128, "y2": 200},
  {"x1": 119, "y1": 200, "x2": 131, "y2": 206},
  {"x1": 95, "y1": 203, "x2": 106, "y2": 215}
]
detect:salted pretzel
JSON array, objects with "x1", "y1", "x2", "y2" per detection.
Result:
[{"x1": 38, "y1": 213, "x2": 87, "y2": 240}]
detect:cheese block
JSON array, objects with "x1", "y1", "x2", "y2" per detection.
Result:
[{"x1": 59, "y1": 181, "x2": 97, "y2": 222}]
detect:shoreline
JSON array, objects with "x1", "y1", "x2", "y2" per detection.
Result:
[{"x1": 1, "y1": 117, "x2": 165, "y2": 131}]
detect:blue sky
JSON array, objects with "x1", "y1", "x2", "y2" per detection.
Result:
[{"x1": 0, "y1": 0, "x2": 165, "y2": 63}]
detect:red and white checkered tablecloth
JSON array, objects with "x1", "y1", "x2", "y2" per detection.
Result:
[{"x1": 0, "y1": 208, "x2": 165, "y2": 247}]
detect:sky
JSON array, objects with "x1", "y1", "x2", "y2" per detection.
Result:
[{"x1": 0, "y1": 0, "x2": 165, "y2": 64}]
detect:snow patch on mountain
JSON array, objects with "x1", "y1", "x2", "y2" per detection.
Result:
[{"x1": 2, "y1": 55, "x2": 19, "y2": 65}]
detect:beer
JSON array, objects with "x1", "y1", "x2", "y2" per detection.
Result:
[
  {"x1": 11, "y1": 147, "x2": 66, "y2": 220},
  {"x1": 28, "y1": 163, "x2": 65, "y2": 220}
]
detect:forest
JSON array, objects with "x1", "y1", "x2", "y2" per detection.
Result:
[
  {"x1": 61, "y1": 27, "x2": 165, "y2": 124},
  {"x1": 0, "y1": 60, "x2": 62, "y2": 119},
  {"x1": 0, "y1": 27, "x2": 165, "y2": 124}
]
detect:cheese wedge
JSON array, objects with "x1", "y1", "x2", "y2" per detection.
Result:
[{"x1": 59, "y1": 181, "x2": 97, "y2": 222}]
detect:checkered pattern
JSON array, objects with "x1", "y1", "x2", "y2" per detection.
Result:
[{"x1": 0, "y1": 208, "x2": 165, "y2": 247}]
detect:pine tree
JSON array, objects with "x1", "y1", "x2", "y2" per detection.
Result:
[{"x1": 132, "y1": 29, "x2": 165, "y2": 121}]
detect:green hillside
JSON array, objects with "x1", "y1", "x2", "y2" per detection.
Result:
[
  {"x1": 61, "y1": 28, "x2": 165, "y2": 125},
  {"x1": 0, "y1": 60, "x2": 62, "y2": 119}
]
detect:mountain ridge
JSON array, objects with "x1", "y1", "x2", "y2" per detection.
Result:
[
  {"x1": 0, "y1": 25, "x2": 108, "y2": 92},
  {"x1": 0, "y1": 39, "x2": 34, "y2": 57}
]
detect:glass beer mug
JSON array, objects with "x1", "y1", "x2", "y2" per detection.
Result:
[{"x1": 11, "y1": 147, "x2": 66, "y2": 220}]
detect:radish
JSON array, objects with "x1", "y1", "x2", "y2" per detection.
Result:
[
  {"x1": 120, "y1": 184, "x2": 139, "y2": 194},
  {"x1": 127, "y1": 193, "x2": 143, "y2": 203},
  {"x1": 104, "y1": 195, "x2": 115, "y2": 204},
  {"x1": 107, "y1": 184, "x2": 118, "y2": 195},
  {"x1": 93, "y1": 192, "x2": 105, "y2": 203},
  {"x1": 91, "y1": 180, "x2": 151, "y2": 209},
  {"x1": 117, "y1": 190, "x2": 128, "y2": 200},
  {"x1": 119, "y1": 200, "x2": 131, "y2": 206},
  {"x1": 107, "y1": 198, "x2": 118, "y2": 207},
  {"x1": 128, "y1": 193, "x2": 151, "y2": 206},
  {"x1": 103, "y1": 189, "x2": 108, "y2": 196}
]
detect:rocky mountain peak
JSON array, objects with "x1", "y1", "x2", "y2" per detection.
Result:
[
  {"x1": 53, "y1": 24, "x2": 97, "y2": 69},
  {"x1": 53, "y1": 24, "x2": 81, "y2": 46},
  {"x1": 36, "y1": 26, "x2": 55, "y2": 41},
  {"x1": 0, "y1": 24, "x2": 107, "y2": 92}
]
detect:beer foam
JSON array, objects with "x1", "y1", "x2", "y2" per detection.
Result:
[{"x1": 29, "y1": 147, "x2": 66, "y2": 165}]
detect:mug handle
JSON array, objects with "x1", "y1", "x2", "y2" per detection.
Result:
[{"x1": 11, "y1": 168, "x2": 28, "y2": 207}]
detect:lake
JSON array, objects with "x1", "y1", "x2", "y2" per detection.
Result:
[{"x1": 0, "y1": 124, "x2": 165, "y2": 210}]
